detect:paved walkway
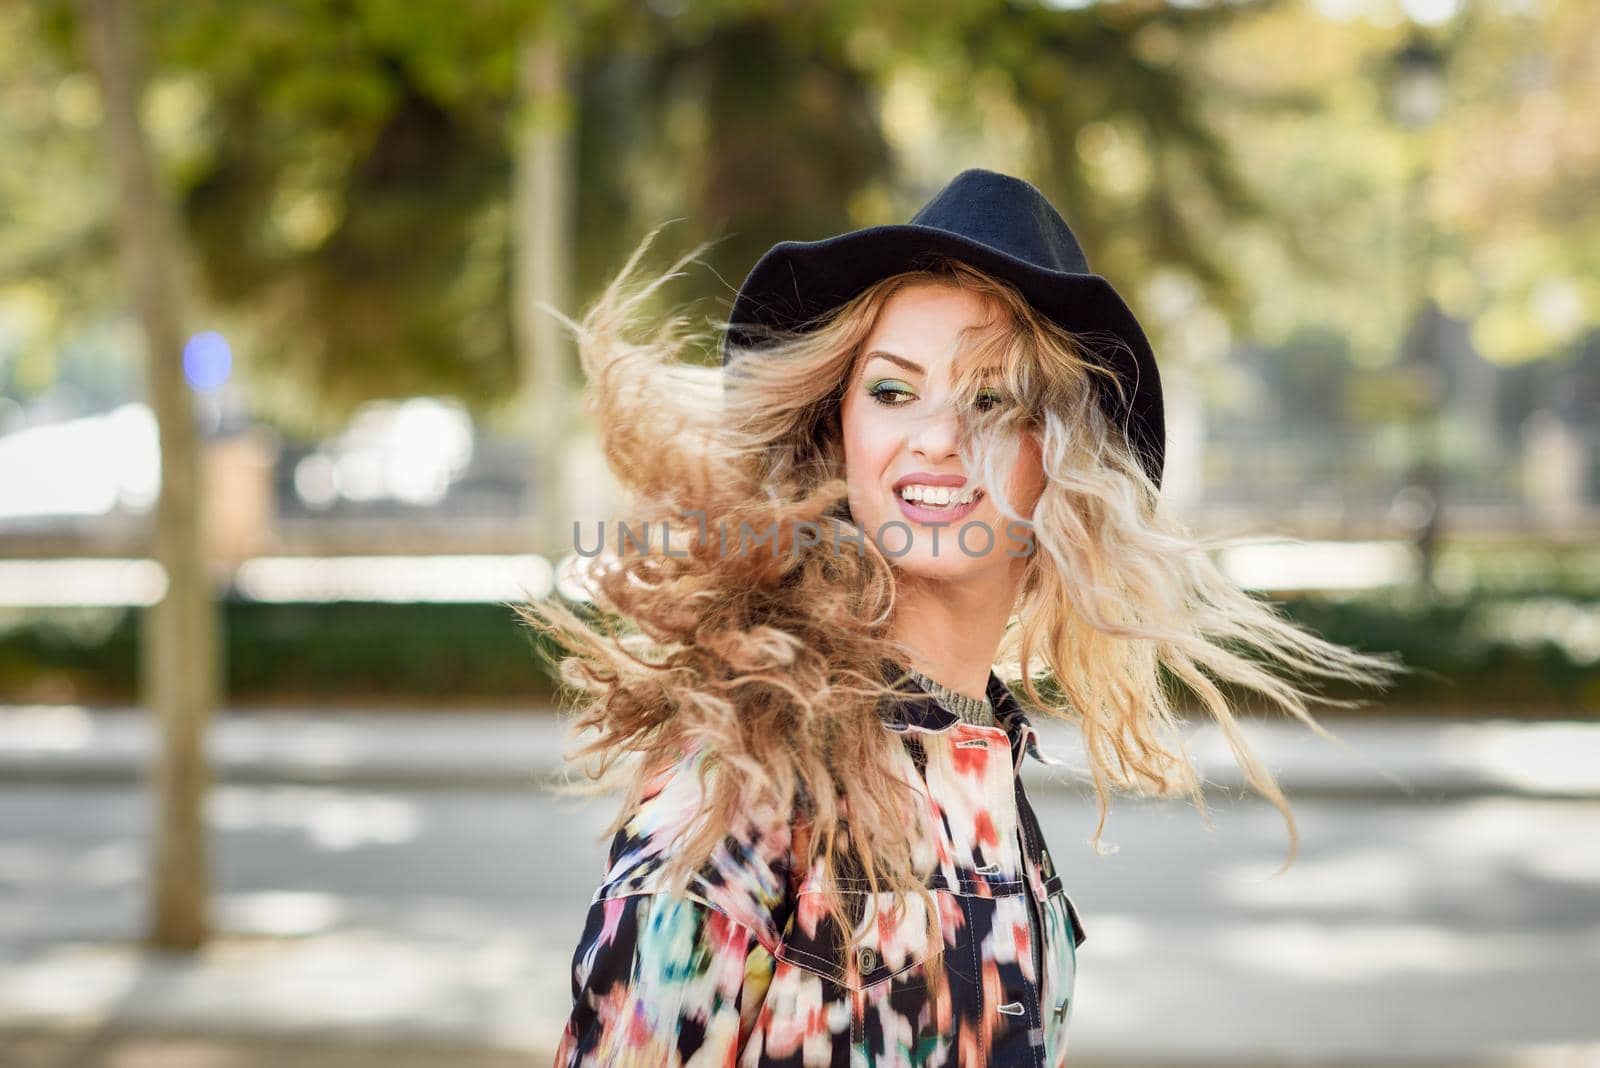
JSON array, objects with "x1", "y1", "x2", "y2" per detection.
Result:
[
  {"x1": 2, "y1": 1027, "x2": 542, "y2": 1068},
  {"x1": 4, "y1": 704, "x2": 1599, "y2": 1066},
  {"x1": 4, "y1": 1027, "x2": 1584, "y2": 1068},
  {"x1": 2, "y1": 702, "x2": 1598, "y2": 799}
]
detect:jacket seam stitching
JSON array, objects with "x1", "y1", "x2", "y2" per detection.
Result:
[
  {"x1": 1016, "y1": 782, "x2": 1045, "y2": 1062},
  {"x1": 800, "y1": 877, "x2": 1025, "y2": 895},
  {"x1": 963, "y1": 893, "x2": 984, "y2": 1062}
]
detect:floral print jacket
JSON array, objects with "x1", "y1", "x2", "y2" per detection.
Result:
[{"x1": 554, "y1": 667, "x2": 1088, "y2": 1067}]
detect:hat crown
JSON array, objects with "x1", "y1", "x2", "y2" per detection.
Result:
[{"x1": 908, "y1": 169, "x2": 1091, "y2": 276}]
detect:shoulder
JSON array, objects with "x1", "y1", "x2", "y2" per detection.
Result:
[{"x1": 595, "y1": 744, "x2": 795, "y2": 954}]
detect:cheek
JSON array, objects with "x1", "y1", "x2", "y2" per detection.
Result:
[
  {"x1": 1006, "y1": 433, "x2": 1047, "y2": 512},
  {"x1": 839, "y1": 398, "x2": 892, "y2": 492},
  {"x1": 838, "y1": 401, "x2": 868, "y2": 517}
]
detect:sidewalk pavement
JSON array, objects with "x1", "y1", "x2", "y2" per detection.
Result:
[
  {"x1": 6, "y1": 1027, "x2": 1588, "y2": 1068},
  {"x1": 2, "y1": 702, "x2": 1599, "y2": 799},
  {"x1": 5, "y1": 704, "x2": 1600, "y2": 1067},
  {"x1": 2, "y1": 1026, "x2": 548, "y2": 1068}
]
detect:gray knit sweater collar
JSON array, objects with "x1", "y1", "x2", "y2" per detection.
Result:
[{"x1": 902, "y1": 664, "x2": 996, "y2": 727}]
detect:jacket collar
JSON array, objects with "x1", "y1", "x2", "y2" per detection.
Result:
[{"x1": 878, "y1": 660, "x2": 1055, "y2": 771}]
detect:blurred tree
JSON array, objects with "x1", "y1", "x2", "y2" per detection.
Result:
[
  {"x1": 664, "y1": 8, "x2": 896, "y2": 304},
  {"x1": 1251, "y1": 323, "x2": 1356, "y2": 428},
  {"x1": 1187, "y1": 0, "x2": 1600, "y2": 378},
  {"x1": 151, "y1": 0, "x2": 529, "y2": 435},
  {"x1": 513, "y1": 6, "x2": 578, "y2": 555},
  {"x1": 76, "y1": 0, "x2": 217, "y2": 951},
  {"x1": 1427, "y1": 0, "x2": 1600, "y2": 367},
  {"x1": 0, "y1": 3, "x2": 120, "y2": 403},
  {"x1": 21, "y1": 1, "x2": 1304, "y2": 434},
  {"x1": 15, "y1": 0, "x2": 1597, "y2": 446},
  {"x1": 911, "y1": 0, "x2": 1283, "y2": 320}
]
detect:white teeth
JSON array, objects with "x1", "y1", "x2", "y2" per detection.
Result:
[{"x1": 898, "y1": 484, "x2": 979, "y2": 507}]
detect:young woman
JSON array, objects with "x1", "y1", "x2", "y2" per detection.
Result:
[{"x1": 523, "y1": 169, "x2": 1405, "y2": 1067}]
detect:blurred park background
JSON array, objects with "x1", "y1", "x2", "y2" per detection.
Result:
[{"x1": 2, "y1": 0, "x2": 1598, "y2": 1064}]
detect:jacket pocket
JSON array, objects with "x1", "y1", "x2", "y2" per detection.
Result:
[
  {"x1": 1039, "y1": 873, "x2": 1084, "y2": 1066},
  {"x1": 774, "y1": 881, "x2": 946, "y2": 993},
  {"x1": 1043, "y1": 872, "x2": 1087, "y2": 949}
]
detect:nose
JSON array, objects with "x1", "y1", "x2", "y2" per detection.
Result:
[{"x1": 908, "y1": 400, "x2": 962, "y2": 463}]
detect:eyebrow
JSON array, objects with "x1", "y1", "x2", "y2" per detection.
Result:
[
  {"x1": 863, "y1": 350, "x2": 924, "y2": 375},
  {"x1": 863, "y1": 350, "x2": 1002, "y2": 378}
]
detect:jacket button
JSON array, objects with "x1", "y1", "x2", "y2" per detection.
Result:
[
  {"x1": 1054, "y1": 995, "x2": 1070, "y2": 1019},
  {"x1": 858, "y1": 946, "x2": 877, "y2": 973}
]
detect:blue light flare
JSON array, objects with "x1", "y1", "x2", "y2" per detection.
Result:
[{"x1": 183, "y1": 331, "x2": 232, "y2": 393}]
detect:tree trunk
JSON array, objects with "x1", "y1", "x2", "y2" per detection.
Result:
[
  {"x1": 79, "y1": 0, "x2": 216, "y2": 950},
  {"x1": 513, "y1": 13, "x2": 577, "y2": 559}
]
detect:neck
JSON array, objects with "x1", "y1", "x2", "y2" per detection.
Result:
[{"x1": 888, "y1": 562, "x2": 1022, "y2": 700}]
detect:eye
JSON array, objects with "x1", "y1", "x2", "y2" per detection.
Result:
[
  {"x1": 973, "y1": 388, "x2": 1007, "y2": 413},
  {"x1": 867, "y1": 379, "x2": 915, "y2": 407}
]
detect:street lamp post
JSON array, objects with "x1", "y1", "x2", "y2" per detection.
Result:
[{"x1": 1387, "y1": 28, "x2": 1447, "y2": 596}]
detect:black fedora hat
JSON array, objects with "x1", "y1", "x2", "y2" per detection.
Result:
[{"x1": 723, "y1": 167, "x2": 1166, "y2": 489}]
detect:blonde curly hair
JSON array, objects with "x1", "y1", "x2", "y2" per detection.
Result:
[{"x1": 513, "y1": 223, "x2": 1407, "y2": 995}]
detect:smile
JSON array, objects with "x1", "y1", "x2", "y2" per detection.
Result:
[
  {"x1": 897, "y1": 484, "x2": 981, "y2": 507},
  {"x1": 894, "y1": 485, "x2": 985, "y2": 524}
]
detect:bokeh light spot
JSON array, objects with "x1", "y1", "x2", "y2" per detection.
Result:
[{"x1": 183, "y1": 331, "x2": 232, "y2": 393}]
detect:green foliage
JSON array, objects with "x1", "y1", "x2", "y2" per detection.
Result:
[
  {"x1": 0, "y1": 601, "x2": 562, "y2": 707},
  {"x1": 0, "y1": 592, "x2": 1594, "y2": 715},
  {"x1": 1271, "y1": 589, "x2": 1600, "y2": 714},
  {"x1": 932, "y1": 0, "x2": 1281, "y2": 319},
  {"x1": 6, "y1": 0, "x2": 1346, "y2": 432},
  {"x1": 222, "y1": 600, "x2": 559, "y2": 704},
  {"x1": 0, "y1": 3, "x2": 120, "y2": 400},
  {"x1": 154, "y1": 1, "x2": 528, "y2": 434},
  {"x1": 9, "y1": 0, "x2": 1598, "y2": 446},
  {"x1": 0, "y1": 606, "x2": 140, "y2": 704}
]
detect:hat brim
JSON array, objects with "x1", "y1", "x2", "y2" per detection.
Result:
[{"x1": 723, "y1": 223, "x2": 1165, "y2": 488}]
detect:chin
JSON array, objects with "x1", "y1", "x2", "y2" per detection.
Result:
[
  {"x1": 892, "y1": 555, "x2": 989, "y2": 584},
  {"x1": 887, "y1": 536, "x2": 1008, "y2": 582},
  {"x1": 858, "y1": 504, "x2": 1016, "y2": 577}
]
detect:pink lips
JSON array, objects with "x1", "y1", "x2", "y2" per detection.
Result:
[{"x1": 892, "y1": 471, "x2": 970, "y2": 491}]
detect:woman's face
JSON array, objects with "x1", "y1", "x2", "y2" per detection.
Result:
[{"x1": 838, "y1": 282, "x2": 1045, "y2": 583}]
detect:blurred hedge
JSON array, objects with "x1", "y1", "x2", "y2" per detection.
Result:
[
  {"x1": 0, "y1": 592, "x2": 1595, "y2": 716},
  {"x1": 0, "y1": 601, "x2": 562, "y2": 709}
]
